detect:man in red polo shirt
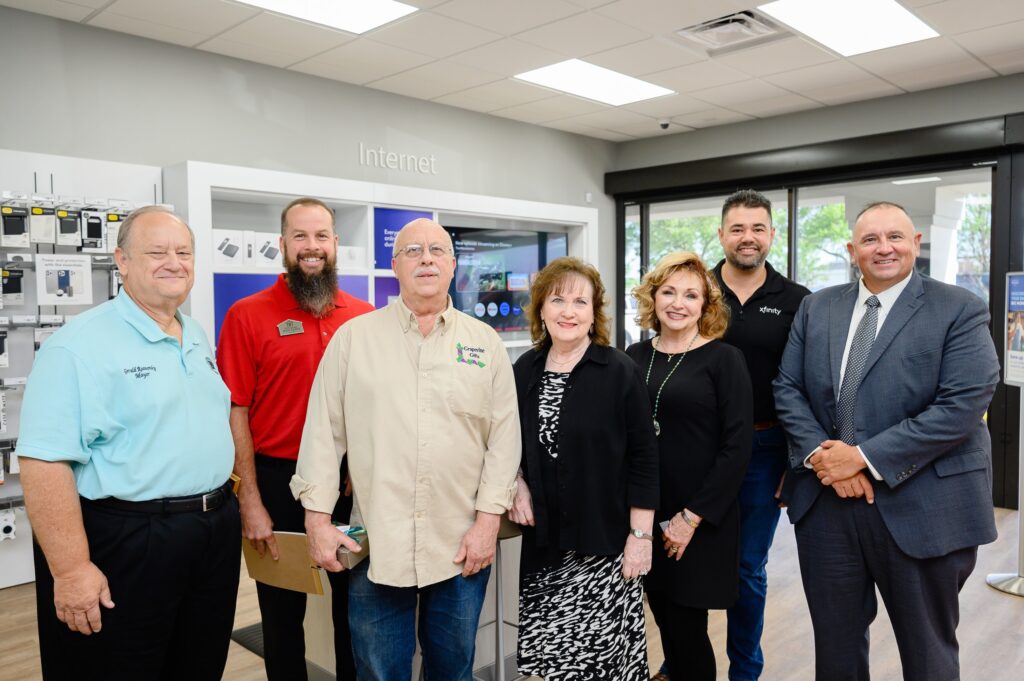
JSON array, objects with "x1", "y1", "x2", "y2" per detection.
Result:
[{"x1": 217, "y1": 197, "x2": 373, "y2": 681}]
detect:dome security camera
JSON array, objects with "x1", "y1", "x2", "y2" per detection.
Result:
[{"x1": 658, "y1": 119, "x2": 670, "y2": 130}]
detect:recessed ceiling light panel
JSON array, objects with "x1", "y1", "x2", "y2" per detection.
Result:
[
  {"x1": 891, "y1": 176, "x2": 942, "y2": 185},
  {"x1": 235, "y1": 0, "x2": 417, "y2": 35},
  {"x1": 514, "y1": 59, "x2": 674, "y2": 107},
  {"x1": 758, "y1": 0, "x2": 938, "y2": 56}
]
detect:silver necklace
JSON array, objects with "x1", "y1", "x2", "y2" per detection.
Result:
[
  {"x1": 548, "y1": 342, "x2": 588, "y2": 367},
  {"x1": 645, "y1": 332, "x2": 698, "y2": 436}
]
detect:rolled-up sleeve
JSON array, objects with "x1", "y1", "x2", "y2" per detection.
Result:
[
  {"x1": 291, "y1": 326, "x2": 349, "y2": 513},
  {"x1": 474, "y1": 339, "x2": 522, "y2": 514}
]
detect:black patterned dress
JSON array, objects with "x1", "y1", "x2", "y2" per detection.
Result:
[{"x1": 517, "y1": 371, "x2": 648, "y2": 680}]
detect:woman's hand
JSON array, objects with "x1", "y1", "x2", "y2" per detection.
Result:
[
  {"x1": 507, "y1": 476, "x2": 535, "y2": 526},
  {"x1": 662, "y1": 510, "x2": 700, "y2": 561},
  {"x1": 622, "y1": 534, "x2": 652, "y2": 580}
]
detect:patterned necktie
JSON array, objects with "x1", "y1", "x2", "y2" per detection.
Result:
[{"x1": 835, "y1": 295, "x2": 881, "y2": 444}]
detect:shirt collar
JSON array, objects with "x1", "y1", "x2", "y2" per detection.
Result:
[
  {"x1": 272, "y1": 273, "x2": 351, "y2": 312},
  {"x1": 394, "y1": 295, "x2": 455, "y2": 334},
  {"x1": 857, "y1": 270, "x2": 913, "y2": 310},
  {"x1": 112, "y1": 289, "x2": 190, "y2": 345},
  {"x1": 713, "y1": 259, "x2": 786, "y2": 300}
]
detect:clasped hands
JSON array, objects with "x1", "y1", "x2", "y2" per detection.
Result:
[{"x1": 809, "y1": 440, "x2": 875, "y2": 503}]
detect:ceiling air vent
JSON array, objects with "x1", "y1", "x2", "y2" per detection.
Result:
[{"x1": 675, "y1": 10, "x2": 785, "y2": 54}]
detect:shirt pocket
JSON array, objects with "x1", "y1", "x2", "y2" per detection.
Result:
[{"x1": 447, "y1": 363, "x2": 493, "y2": 420}]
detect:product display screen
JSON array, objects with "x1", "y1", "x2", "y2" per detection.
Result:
[{"x1": 447, "y1": 227, "x2": 567, "y2": 332}]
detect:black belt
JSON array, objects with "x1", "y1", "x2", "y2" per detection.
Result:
[{"x1": 85, "y1": 481, "x2": 233, "y2": 514}]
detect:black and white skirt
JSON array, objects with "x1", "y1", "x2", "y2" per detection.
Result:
[{"x1": 517, "y1": 551, "x2": 648, "y2": 680}]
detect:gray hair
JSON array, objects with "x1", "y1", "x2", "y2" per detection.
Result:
[{"x1": 117, "y1": 205, "x2": 195, "y2": 252}]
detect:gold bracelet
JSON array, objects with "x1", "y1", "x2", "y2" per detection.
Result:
[{"x1": 681, "y1": 510, "x2": 700, "y2": 529}]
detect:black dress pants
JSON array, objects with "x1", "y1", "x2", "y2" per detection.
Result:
[
  {"x1": 254, "y1": 455, "x2": 355, "y2": 681},
  {"x1": 34, "y1": 490, "x2": 241, "y2": 681},
  {"x1": 647, "y1": 594, "x2": 717, "y2": 681}
]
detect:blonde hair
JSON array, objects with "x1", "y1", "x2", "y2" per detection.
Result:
[
  {"x1": 632, "y1": 251, "x2": 729, "y2": 339},
  {"x1": 526, "y1": 257, "x2": 611, "y2": 350}
]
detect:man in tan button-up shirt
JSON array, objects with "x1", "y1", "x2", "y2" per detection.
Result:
[{"x1": 291, "y1": 218, "x2": 521, "y2": 680}]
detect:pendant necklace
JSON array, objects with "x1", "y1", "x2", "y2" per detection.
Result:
[{"x1": 645, "y1": 331, "x2": 699, "y2": 436}]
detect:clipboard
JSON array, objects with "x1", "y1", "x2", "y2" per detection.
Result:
[{"x1": 242, "y1": 531, "x2": 324, "y2": 595}]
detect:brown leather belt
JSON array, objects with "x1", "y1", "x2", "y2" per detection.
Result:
[{"x1": 753, "y1": 420, "x2": 779, "y2": 431}]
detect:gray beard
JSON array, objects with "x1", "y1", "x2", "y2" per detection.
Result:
[{"x1": 285, "y1": 260, "x2": 338, "y2": 318}]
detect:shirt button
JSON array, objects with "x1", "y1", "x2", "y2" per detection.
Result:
[
  {"x1": 422, "y1": 372, "x2": 427, "y2": 378},
  {"x1": 322, "y1": 331, "x2": 327, "y2": 336},
  {"x1": 416, "y1": 512, "x2": 424, "y2": 519}
]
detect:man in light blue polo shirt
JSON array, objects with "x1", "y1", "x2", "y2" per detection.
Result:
[{"x1": 18, "y1": 205, "x2": 240, "y2": 681}]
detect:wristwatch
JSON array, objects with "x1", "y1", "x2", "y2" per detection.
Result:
[{"x1": 630, "y1": 528, "x2": 654, "y2": 541}]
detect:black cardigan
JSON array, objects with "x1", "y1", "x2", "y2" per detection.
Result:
[{"x1": 513, "y1": 343, "x2": 660, "y2": 557}]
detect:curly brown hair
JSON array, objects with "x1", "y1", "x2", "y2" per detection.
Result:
[
  {"x1": 631, "y1": 251, "x2": 729, "y2": 339},
  {"x1": 526, "y1": 257, "x2": 611, "y2": 350}
]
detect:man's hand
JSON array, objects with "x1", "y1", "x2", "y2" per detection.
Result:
[
  {"x1": 305, "y1": 510, "x2": 360, "y2": 572},
  {"x1": 453, "y1": 512, "x2": 500, "y2": 577},
  {"x1": 830, "y1": 472, "x2": 875, "y2": 503},
  {"x1": 774, "y1": 471, "x2": 787, "y2": 509},
  {"x1": 810, "y1": 440, "x2": 867, "y2": 486},
  {"x1": 239, "y1": 492, "x2": 279, "y2": 560},
  {"x1": 53, "y1": 561, "x2": 114, "y2": 636},
  {"x1": 507, "y1": 478, "x2": 535, "y2": 526}
]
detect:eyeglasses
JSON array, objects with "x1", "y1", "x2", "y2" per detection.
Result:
[{"x1": 394, "y1": 243, "x2": 452, "y2": 259}]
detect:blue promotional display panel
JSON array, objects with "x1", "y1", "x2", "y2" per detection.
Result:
[
  {"x1": 1005, "y1": 272, "x2": 1024, "y2": 385},
  {"x1": 213, "y1": 273, "x2": 370, "y2": 343},
  {"x1": 374, "y1": 207, "x2": 432, "y2": 269}
]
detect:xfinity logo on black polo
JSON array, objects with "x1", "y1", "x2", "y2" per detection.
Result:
[{"x1": 760, "y1": 306, "x2": 782, "y2": 316}]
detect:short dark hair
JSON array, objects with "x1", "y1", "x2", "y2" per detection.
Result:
[
  {"x1": 721, "y1": 189, "x2": 772, "y2": 225},
  {"x1": 280, "y1": 197, "x2": 335, "y2": 235},
  {"x1": 856, "y1": 201, "x2": 909, "y2": 222}
]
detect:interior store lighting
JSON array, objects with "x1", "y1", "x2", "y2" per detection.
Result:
[
  {"x1": 234, "y1": 0, "x2": 417, "y2": 34},
  {"x1": 514, "y1": 59, "x2": 674, "y2": 106},
  {"x1": 891, "y1": 176, "x2": 942, "y2": 185},
  {"x1": 758, "y1": 0, "x2": 938, "y2": 56}
]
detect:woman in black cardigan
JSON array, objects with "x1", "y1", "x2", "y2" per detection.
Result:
[
  {"x1": 508, "y1": 256, "x2": 659, "y2": 681},
  {"x1": 627, "y1": 251, "x2": 752, "y2": 681}
]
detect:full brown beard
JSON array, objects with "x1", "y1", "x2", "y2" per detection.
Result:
[{"x1": 285, "y1": 251, "x2": 338, "y2": 318}]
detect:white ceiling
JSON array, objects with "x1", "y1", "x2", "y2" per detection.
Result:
[{"x1": 5, "y1": 0, "x2": 1024, "y2": 142}]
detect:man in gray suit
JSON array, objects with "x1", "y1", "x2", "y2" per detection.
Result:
[{"x1": 773, "y1": 201, "x2": 999, "y2": 681}]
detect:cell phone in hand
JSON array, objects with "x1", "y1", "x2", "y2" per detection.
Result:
[{"x1": 659, "y1": 520, "x2": 669, "y2": 533}]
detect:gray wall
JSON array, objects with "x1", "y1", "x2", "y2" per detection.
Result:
[
  {"x1": 0, "y1": 6, "x2": 616, "y2": 273},
  {"x1": 615, "y1": 72, "x2": 1024, "y2": 170}
]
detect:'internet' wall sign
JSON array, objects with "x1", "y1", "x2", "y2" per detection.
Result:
[{"x1": 359, "y1": 143, "x2": 437, "y2": 175}]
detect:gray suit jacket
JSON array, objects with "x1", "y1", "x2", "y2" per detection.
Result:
[{"x1": 773, "y1": 272, "x2": 999, "y2": 559}]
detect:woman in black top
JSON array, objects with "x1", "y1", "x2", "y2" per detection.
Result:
[
  {"x1": 508, "y1": 257, "x2": 659, "y2": 680},
  {"x1": 627, "y1": 251, "x2": 752, "y2": 681}
]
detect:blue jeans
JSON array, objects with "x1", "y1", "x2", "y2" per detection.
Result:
[
  {"x1": 348, "y1": 560, "x2": 490, "y2": 681},
  {"x1": 726, "y1": 425, "x2": 787, "y2": 680}
]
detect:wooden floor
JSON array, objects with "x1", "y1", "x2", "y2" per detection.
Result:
[{"x1": 2, "y1": 509, "x2": 1021, "y2": 681}]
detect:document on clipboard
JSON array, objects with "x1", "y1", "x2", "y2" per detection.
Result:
[{"x1": 242, "y1": 531, "x2": 324, "y2": 595}]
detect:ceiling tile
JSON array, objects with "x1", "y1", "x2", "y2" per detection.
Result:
[
  {"x1": 689, "y1": 79, "x2": 791, "y2": 108},
  {"x1": 558, "y1": 107, "x2": 655, "y2": 130},
  {"x1": 541, "y1": 119, "x2": 637, "y2": 142},
  {"x1": 916, "y1": 0, "x2": 1024, "y2": 36},
  {"x1": 977, "y1": 49, "x2": 1024, "y2": 77},
  {"x1": 594, "y1": 0, "x2": 748, "y2": 35},
  {"x1": 103, "y1": 0, "x2": 258, "y2": 34},
  {"x1": 59, "y1": 0, "x2": 115, "y2": 7},
  {"x1": 491, "y1": 96, "x2": 607, "y2": 124},
  {"x1": 515, "y1": 11, "x2": 649, "y2": 57},
  {"x1": 609, "y1": 118, "x2": 695, "y2": 138},
  {"x1": 447, "y1": 38, "x2": 564, "y2": 76},
  {"x1": 401, "y1": 0, "x2": 450, "y2": 7},
  {"x1": 586, "y1": 38, "x2": 705, "y2": 77},
  {"x1": 433, "y1": 80, "x2": 553, "y2": 112},
  {"x1": 951, "y1": 19, "x2": 1024, "y2": 58},
  {"x1": 882, "y1": 59, "x2": 996, "y2": 92},
  {"x1": 0, "y1": 0, "x2": 93, "y2": 21},
  {"x1": 87, "y1": 12, "x2": 211, "y2": 47},
  {"x1": 207, "y1": 13, "x2": 355, "y2": 58},
  {"x1": 851, "y1": 37, "x2": 986, "y2": 77},
  {"x1": 198, "y1": 37, "x2": 301, "y2": 69},
  {"x1": 563, "y1": 0, "x2": 619, "y2": 8},
  {"x1": 290, "y1": 39, "x2": 432, "y2": 85},
  {"x1": 365, "y1": 11, "x2": 501, "y2": 59},
  {"x1": 715, "y1": 37, "x2": 837, "y2": 78},
  {"x1": 644, "y1": 60, "x2": 747, "y2": 92},
  {"x1": 367, "y1": 61, "x2": 499, "y2": 100},
  {"x1": 432, "y1": 0, "x2": 581, "y2": 36},
  {"x1": 671, "y1": 107, "x2": 754, "y2": 128},
  {"x1": 801, "y1": 78, "x2": 904, "y2": 106},
  {"x1": 735, "y1": 93, "x2": 823, "y2": 118},
  {"x1": 765, "y1": 60, "x2": 882, "y2": 93},
  {"x1": 622, "y1": 93, "x2": 710, "y2": 118}
]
